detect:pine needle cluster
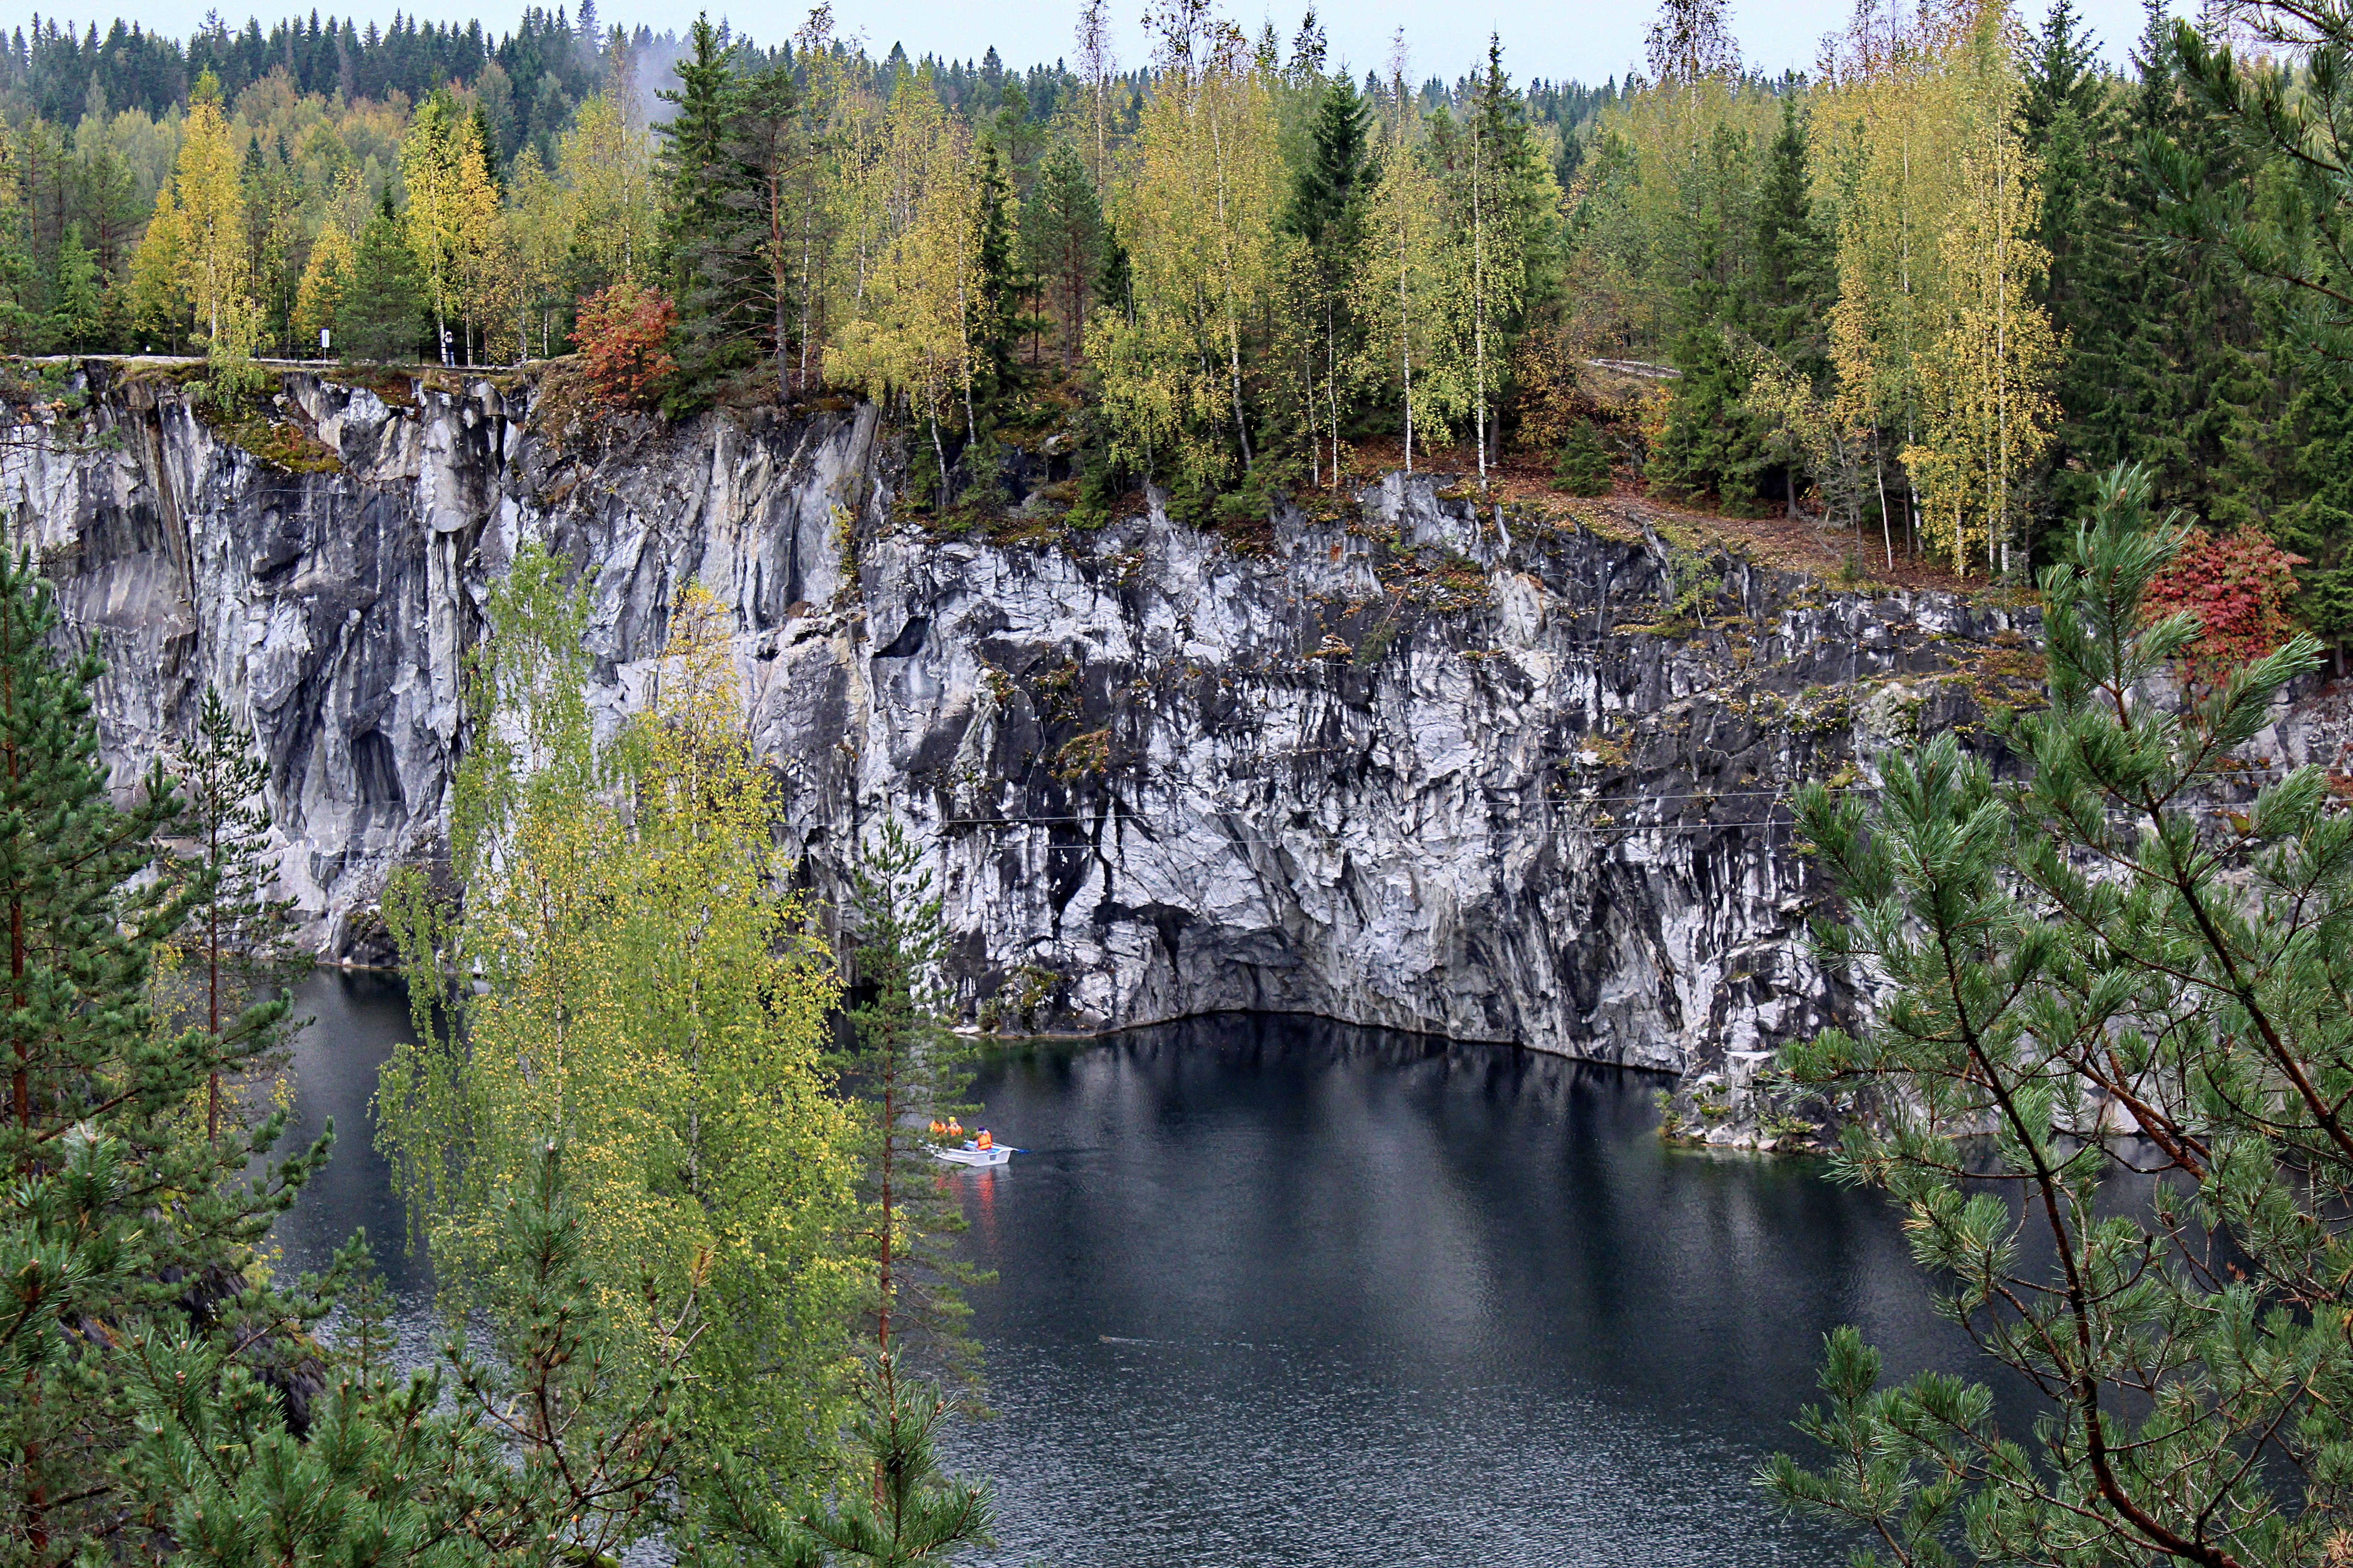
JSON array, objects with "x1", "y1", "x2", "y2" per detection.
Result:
[{"x1": 1766, "y1": 463, "x2": 2353, "y2": 1565}]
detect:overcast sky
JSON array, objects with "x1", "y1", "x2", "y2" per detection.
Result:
[
  {"x1": 49, "y1": 0, "x2": 2181, "y2": 85},
  {"x1": 801, "y1": 0, "x2": 2182, "y2": 82}
]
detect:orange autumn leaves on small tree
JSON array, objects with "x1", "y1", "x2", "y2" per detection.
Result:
[
  {"x1": 2143, "y1": 522, "x2": 2308, "y2": 682},
  {"x1": 577, "y1": 280, "x2": 679, "y2": 411}
]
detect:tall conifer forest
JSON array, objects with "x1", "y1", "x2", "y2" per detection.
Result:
[{"x1": 23, "y1": 0, "x2": 2353, "y2": 1561}]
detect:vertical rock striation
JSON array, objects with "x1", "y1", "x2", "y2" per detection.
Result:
[{"x1": 0, "y1": 362, "x2": 2111, "y2": 1075}]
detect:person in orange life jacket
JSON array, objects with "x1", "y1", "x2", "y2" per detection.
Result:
[
  {"x1": 946, "y1": 1118, "x2": 963, "y2": 1141},
  {"x1": 929, "y1": 1119, "x2": 946, "y2": 1138},
  {"x1": 975, "y1": 1130, "x2": 992, "y2": 1151}
]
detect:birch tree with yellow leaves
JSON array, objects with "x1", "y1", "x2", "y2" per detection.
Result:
[
  {"x1": 507, "y1": 145, "x2": 571, "y2": 359},
  {"x1": 1901, "y1": 5, "x2": 2059, "y2": 576},
  {"x1": 286, "y1": 167, "x2": 368, "y2": 357},
  {"x1": 133, "y1": 69, "x2": 249, "y2": 350},
  {"x1": 380, "y1": 543, "x2": 858, "y2": 1495},
  {"x1": 402, "y1": 95, "x2": 508, "y2": 365},
  {"x1": 1089, "y1": 0, "x2": 1288, "y2": 499},
  {"x1": 1353, "y1": 42, "x2": 1461, "y2": 474},
  {"x1": 1817, "y1": 3, "x2": 1961, "y2": 566},
  {"x1": 291, "y1": 219, "x2": 353, "y2": 352},
  {"x1": 457, "y1": 177, "x2": 523, "y2": 365},
  {"x1": 400, "y1": 95, "x2": 458, "y2": 365},
  {"x1": 559, "y1": 88, "x2": 661, "y2": 292},
  {"x1": 821, "y1": 70, "x2": 891, "y2": 324},
  {"x1": 1814, "y1": 0, "x2": 2057, "y2": 575},
  {"x1": 825, "y1": 66, "x2": 978, "y2": 505}
]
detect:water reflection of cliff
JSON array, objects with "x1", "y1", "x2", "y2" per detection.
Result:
[
  {"x1": 270, "y1": 984, "x2": 2021, "y2": 1568},
  {"x1": 946, "y1": 1012, "x2": 2027, "y2": 1567}
]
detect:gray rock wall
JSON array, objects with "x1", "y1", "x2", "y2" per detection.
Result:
[{"x1": 0, "y1": 363, "x2": 2081, "y2": 1074}]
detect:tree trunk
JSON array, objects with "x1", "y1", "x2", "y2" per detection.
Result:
[
  {"x1": 1874, "y1": 438, "x2": 1894, "y2": 571},
  {"x1": 6, "y1": 605, "x2": 23, "y2": 1144},
  {"x1": 207, "y1": 807, "x2": 220, "y2": 1141},
  {"x1": 777, "y1": 289, "x2": 792, "y2": 399},
  {"x1": 877, "y1": 1045, "x2": 894, "y2": 1358},
  {"x1": 8, "y1": 595, "x2": 35, "y2": 1549},
  {"x1": 1229, "y1": 315, "x2": 1251, "y2": 471},
  {"x1": 1327, "y1": 295, "x2": 1340, "y2": 490},
  {"x1": 1473, "y1": 124, "x2": 1487, "y2": 486},
  {"x1": 929, "y1": 399, "x2": 951, "y2": 512},
  {"x1": 1305, "y1": 343, "x2": 1319, "y2": 488}
]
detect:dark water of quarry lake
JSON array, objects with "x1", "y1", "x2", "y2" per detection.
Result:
[{"x1": 272, "y1": 971, "x2": 2024, "y2": 1568}]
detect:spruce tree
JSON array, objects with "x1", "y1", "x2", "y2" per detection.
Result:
[
  {"x1": 1744, "y1": 93, "x2": 1833, "y2": 514},
  {"x1": 2021, "y1": 0, "x2": 2130, "y2": 532},
  {"x1": 2109, "y1": 4, "x2": 2278, "y2": 530},
  {"x1": 989, "y1": 81, "x2": 1044, "y2": 226},
  {"x1": 2278, "y1": 352, "x2": 2353, "y2": 666},
  {"x1": 657, "y1": 16, "x2": 738, "y2": 263},
  {"x1": 0, "y1": 550, "x2": 322, "y2": 1565},
  {"x1": 50, "y1": 223, "x2": 100, "y2": 351},
  {"x1": 840, "y1": 822, "x2": 985, "y2": 1381},
  {"x1": 656, "y1": 14, "x2": 754, "y2": 404},
  {"x1": 169, "y1": 684, "x2": 299, "y2": 1140},
  {"x1": 1649, "y1": 208, "x2": 1761, "y2": 512},
  {"x1": 336, "y1": 195, "x2": 425, "y2": 362},
  {"x1": 652, "y1": 29, "x2": 808, "y2": 402},
  {"x1": 0, "y1": 144, "x2": 36, "y2": 352},
  {"x1": 1291, "y1": 73, "x2": 1371, "y2": 246},
  {"x1": 2160, "y1": 0, "x2": 2353, "y2": 661},
  {"x1": 1552, "y1": 416, "x2": 1613, "y2": 496},
  {"x1": 726, "y1": 58, "x2": 807, "y2": 396},
  {"x1": 1751, "y1": 96, "x2": 1828, "y2": 380},
  {"x1": 1286, "y1": 74, "x2": 1369, "y2": 484},
  {"x1": 1096, "y1": 227, "x2": 1133, "y2": 333},
  {"x1": 970, "y1": 138, "x2": 1020, "y2": 417},
  {"x1": 1023, "y1": 141, "x2": 1102, "y2": 370},
  {"x1": 1460, "y1": 36, "x2": 1558, "y2": 470}
]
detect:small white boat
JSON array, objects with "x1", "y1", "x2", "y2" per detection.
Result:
[{"x1": 931, "y1": 1140, "x2": 1013, "y2": 1168}]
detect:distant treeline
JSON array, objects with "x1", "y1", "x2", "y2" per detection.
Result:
[{"x1": 0, "y1": 6, "x2": 1624, "y2": 177}]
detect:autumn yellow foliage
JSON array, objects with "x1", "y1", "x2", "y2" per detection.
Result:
[
  {"x1": 380, "y1": 548, "x2": 858, "y2": 1483},
  {"x1": 1818, "y1": 0, "x2": 2057, "y2": 571},
  {"x1": 1090, "y1": 23, "x2": 1288, "y2": 495}
]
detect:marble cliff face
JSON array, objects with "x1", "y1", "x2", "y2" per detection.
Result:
[{"x1": 11, "y1": 363, "x2": 2336, "y2": 1076}]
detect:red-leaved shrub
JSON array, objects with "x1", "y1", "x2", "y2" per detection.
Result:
[
  {"x1": 2143, "y1": 524, "x2": 2308, "y2": 682},
  {"x1": 575, "y1": 281, "x2": 678, "y2": 411}
]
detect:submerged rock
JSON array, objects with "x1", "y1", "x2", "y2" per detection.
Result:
[{"x1": 15, "y1": 358, "x2": 2320, "y2": 1081}]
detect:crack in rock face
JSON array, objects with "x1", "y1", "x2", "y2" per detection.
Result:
[{"x1": 18, "y1": 361, "x2": 2335, "y2": 1076}]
